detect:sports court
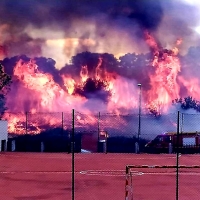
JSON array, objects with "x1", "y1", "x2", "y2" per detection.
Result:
[{"x1": 0, "y1": 152, "x2": 200, "y2": 200}]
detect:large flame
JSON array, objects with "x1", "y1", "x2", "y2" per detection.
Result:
[
  {"x1": 144, "y1": 32, "x2": 182, "y2": 114},
  {"x1": 2, "y1": 32, "x2": 199, "y2": 134},
  {"x1": 4, "y1": 55, "x2": 138, "y2": 133}
]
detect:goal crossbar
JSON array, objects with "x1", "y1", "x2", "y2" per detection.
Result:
[{"x1": 126, "y1": 165, "x2": 200, "y2": 171}]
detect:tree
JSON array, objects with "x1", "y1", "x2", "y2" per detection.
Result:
[
  {"x1": 0, "y1": 63, "x2": 12, "y2": 116},
  {"x1": 71, "y1": 51, "x2": 118, "y2": 79},
  {"x1": 118, "y1": 53, "x2": 152, "y2": 89},
  {"x1": 173, "y1": 96, "x2": 200, "y2": 112}
]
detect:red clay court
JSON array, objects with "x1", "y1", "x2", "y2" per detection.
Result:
[{"x1": 0, "y1": 152, "x2": 200, "y2": 200}]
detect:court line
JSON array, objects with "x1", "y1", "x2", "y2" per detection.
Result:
[
  {"x1": 0, "y1": 171, "x2": 72, "y2": 174},
  {"x1": 79, "y1": 170, "x2": 200, "y2": 176},
  {"x1": 143, "y1": 172, "x2": 200, "y2": 176},
  {"x1": 1, "y1": 170, "x2": 200, "y2": 177}
]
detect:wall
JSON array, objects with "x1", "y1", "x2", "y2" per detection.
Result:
[{"x1": 0, "y1": 121, "x2": 8, "y2": 151}]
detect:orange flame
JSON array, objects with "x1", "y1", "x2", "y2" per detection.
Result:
[
  {"x1": 4, "y1": 32, "x2": 197, "y2": 134},
  {"x1": 145, "y1": 32, "x2": 181, "y2": 113},
  {"x1": 80, "y1": 65, "x2": 88, "y2": 82},
  {"x1": 95, "y1": 57, "x2": 103, "y2": 80}
]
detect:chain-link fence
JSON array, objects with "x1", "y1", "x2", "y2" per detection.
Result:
[
  {"x1": 1, "y1": 111, "x2": 200, "y2": 199},
  {"x1": 2, "y1": 111, "x2": 200, "y2": 154}
]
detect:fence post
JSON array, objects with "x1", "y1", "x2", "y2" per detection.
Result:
[
  {"x1": 105, "y1": 131, "x2": 108, "y2": 154},
  {"x1": 135, "y1": 142, "x2": 139, "y2": 154},
  {"x1": 11, "y1": 140, "x2": 16, "y2": 151},
  {"x1": 137, "y1": 83, "x2": 142, "y2": 154},
  {"x1": 169, "y1": 143, "x2": 173, "y2": 154},
  {"x1": 41, "y1": 142, "x2": 44, "y2": 152},
  {"x1": 180, "y1": 113, "x2": 184, "y2": 133},
  {"x1": 61, "y1": 112, "x2": 64, "y2": 135},
  {"x1": 97, "y1": 112, "x2": 100, "y2": 152},
  {"x1": 176, "y1": 111, "x2": 180, "y2": 200},
  {"x1": 25, "y1": 112, "x2": 28, "y2": 135},
  {"x1": 72, "y1": 109, "x2": 75, "y2": 200}
]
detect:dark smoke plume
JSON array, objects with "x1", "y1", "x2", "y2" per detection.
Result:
[{"x1": 0, "y1": 0, "x2": 198, "y2": 66}]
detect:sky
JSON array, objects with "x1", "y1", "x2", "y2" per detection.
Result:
[{"x1": 0, "y1": 0, "x2": 200, "y2": 69}]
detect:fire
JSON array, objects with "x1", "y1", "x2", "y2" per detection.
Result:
[
  {"x1": 80, "y1": 65, "x2": 89, "y2": 82},
  {"x1": 4, "y1": 56, "x2": 137, "y2": 133},
  {"x1": 145, "y1": 32, "x2": 181, "y2": 114},
  {"x1": 95, "y1": 57, "x2": 103, "y2": 80},
  {"x1": 62, "y1": 75, "x2": 75, "y2": 95},
  {"x1": 2, "y1": 31, "x2": 200, "y2": 134}
]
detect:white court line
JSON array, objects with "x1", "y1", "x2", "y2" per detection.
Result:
[
  {"x1": 0, "y1": 171, "x2": 72, "y2": 174},
  {"x1": 0, "y1": 153, "x2": 177, "y2": 160},
  {"x1": 1, "y1": 170, "x2": 199, "y2": 177},
  {"x1": 82, "y1": 156, "x2": 177, "y2": 160},
  {"x1": 143, "y1": 172, "x2": 200, "y2": 176},
  {"x1": 80, "y1": 170, "x2": 142, "y2": 176},
  {"x1": 79, "y1": 170, "x2": 200, "y2": 177}
]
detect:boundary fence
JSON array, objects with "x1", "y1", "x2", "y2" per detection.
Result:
[{"x1": 1, "y1": 110, "x2": 200, "y2": 153}]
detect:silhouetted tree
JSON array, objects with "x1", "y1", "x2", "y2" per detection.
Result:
[
  {"x1": 118, "y1": 53, "x2": 152, "y2": 89},
  {"x1": 0, "y1": 63, "x2": 12, "y2": 116},
  {"x1": 71, "y1": 51, "x2": 118, "y2": 78},
  {"x1": 173, "y1": 96, "x2": 200, "y2": 112}
]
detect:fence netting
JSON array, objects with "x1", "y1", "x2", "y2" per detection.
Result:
[
  {"x1": 2, "y1": 111, "x2": 200, "y2": 153},
  {"x1": 2, "y1": 111, "x2": 200, "y2": 200}
]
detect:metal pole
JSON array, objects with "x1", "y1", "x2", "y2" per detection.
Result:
[
  {"x1": 25, "y1": 112, "x2": 28, "y2": 135},
  {"x1": 105, "y1": 131, "x2": 108, "y2": 154},
  {"x1": 72, "y1": 109, "x2": 75, "y2": 200},
  {"x1": 61, "y1": 112, "x2": 64, "y2": 135},
  {"x1": 98, "y1": 112, "x2": 100, "y2": 152},
  {"x1": 181, "y1": 113, "x2": 184, "y2": 133},
  {"x1": 176, "y1": 111, "x2": 180, "y2": 200},
  {"x1": 137, "y1": 83, "x2": 142, "y2": 153}
]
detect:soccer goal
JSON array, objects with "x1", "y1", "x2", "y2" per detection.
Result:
[
  {"x1": 125, "y1": 166, "x2": 143, "y2": 200},
  {"x1": 125, "y1": 164, "x2": 200, "y2": 200}
]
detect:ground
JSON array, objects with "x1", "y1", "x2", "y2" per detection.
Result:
[{"x1": 0, "y1": 152, "x2": 200, "y2": 200}]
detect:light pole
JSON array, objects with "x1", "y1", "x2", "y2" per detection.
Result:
[{"x1": 137, "y1": 83, "x2": 142, "y2": 153}]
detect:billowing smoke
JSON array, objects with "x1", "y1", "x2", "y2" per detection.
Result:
[{"x1": 1, "y1": 0, "x2": 196, "y2": 68}]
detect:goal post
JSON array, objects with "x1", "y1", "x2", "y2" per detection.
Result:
[
  {"x1": 125, "y1": 165, "x2": 200, "y2": 200},
  {"x1": 125, "y1": 166, "x2": 133, "y2": 200}
]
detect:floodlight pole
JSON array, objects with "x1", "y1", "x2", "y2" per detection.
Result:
[{"x1": 137, "y1": 83, "x2": 142, "y2": 153}]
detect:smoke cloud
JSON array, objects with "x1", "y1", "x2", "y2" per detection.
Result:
[{"x1": 1, "y1": 0, "x2": 199, "y2": 68}]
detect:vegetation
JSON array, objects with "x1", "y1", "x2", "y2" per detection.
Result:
[
  {"x1": 173, "y1": 96, "x2": 200, "y2": 112},
  {"x1": 0, "y1": 63, "x2": 11, "y2": 116}
]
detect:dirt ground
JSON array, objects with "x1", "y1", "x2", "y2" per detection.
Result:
[{"x1": 0, "y1": 152, "x2": 200, "y2": 200}]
